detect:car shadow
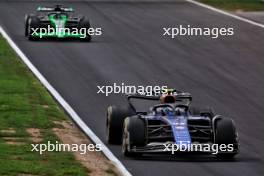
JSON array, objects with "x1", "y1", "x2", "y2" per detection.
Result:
[
  {"x1": 128, "y1": 153, "x2": 260, "y2": 163},
  {"x1": 27, "y1": 38, "x2": 91, "y2": 43}
]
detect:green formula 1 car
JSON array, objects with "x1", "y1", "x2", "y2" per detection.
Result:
[{"x1": 25, "y1": 5, "x2": 91, "y2": 41}]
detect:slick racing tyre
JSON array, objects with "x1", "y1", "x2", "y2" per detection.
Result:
[
  {"x1": 78, "y1": 17, "x2": 91, "y2": 42},
  {"x1": 27, "y1": 16, "x2": 41, "y2": 41},
  {"x1": 106, "y1": 105, "x2": 135, "y2": 144},
  {"x1": 189, "y1": 106, "x2": 215, "y2": 119},
  {"x1": 25, "y1": 14, "x2": 36, "y2": 37},
  {"x1": 122, "y1": 116, "x2": 146, "y2": 157},
  {"x1": 25, "y1": 14, "x2": 30, "y2": 37},
  {"x1": 215, "y1": 118, "x2": 238, "y2": 159}
]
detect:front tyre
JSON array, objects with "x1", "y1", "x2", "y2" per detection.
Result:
[
  {"x1": 106, "y1": 105, "x2": 135, "y2": 144},
  {"x1": 122, "y1": 116, "x2": 146, "y2": 157},
  {"x1": 25, "y1": 14, "x2": 30, "y2": 37},
  {"x1": 27, "y1": 16, "x2": 40, "y2": 41},
  {"x1": 214, "y1": 118, "x2": 238, "y2": 159}
]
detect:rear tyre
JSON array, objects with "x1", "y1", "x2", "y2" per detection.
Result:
[
  {"x1": 215, "y1": 118, "x2": 238, "y2": 159},
  {"x1": 106, "y1": 105, "x2": 135, "y2": 144},
  {"x1": 189, "y1": 106, "x2": 214, "y2": 119},
  {"x1": 78, "y1": 18, "x2": 91, "y2": 42},
  {"x1": 122, "y1": 116, "x2": 146, "y2": 157},
  {"x1": 188, "y1": 106, "x2": 200, "y2": 115},
  {"x1": 200, "y1": 107, "x2": 214, "y2": 119}
]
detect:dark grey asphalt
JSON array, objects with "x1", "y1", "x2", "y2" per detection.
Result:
[{"x1": 1, "y1": 0, "x2": 264, "y2": 175}]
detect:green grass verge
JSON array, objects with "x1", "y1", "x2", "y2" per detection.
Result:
[
  {"x1": 199, "y1": 0, "x2": 264, "y2": 11},
  {"x1": 0, "y1": 35, "x2": 89, "y2": 175}
]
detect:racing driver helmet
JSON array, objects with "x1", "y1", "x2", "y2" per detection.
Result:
[{"x1": 160, "y1": 93, "x2": 176, "y2": 104}]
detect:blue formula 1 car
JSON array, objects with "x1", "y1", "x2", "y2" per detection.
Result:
[{"x1": 106, "y1": 89, "x2": 239, "y2": 158}]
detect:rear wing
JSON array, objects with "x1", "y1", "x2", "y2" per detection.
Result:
[
  {"x1": 126, "y1": 90, "x2": 192, "y2": 112},
  {"x1": 127, "y1": 93, "x2": 192, "y2": 103},
  {"x1": 37, "y1": 6, "x2": 74, "y2": 12}
]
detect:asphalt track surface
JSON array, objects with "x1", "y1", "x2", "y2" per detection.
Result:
[{"x1": 1, "y1": 0, "x2": 264, "y2": 175}]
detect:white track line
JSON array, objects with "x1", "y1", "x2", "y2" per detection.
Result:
[
  {"x1": 0, "y1": 26, "x2": 131, "y2": 176},
  {"x1": 186, "y1": 0, "x2": 264, "y2": 29}
]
